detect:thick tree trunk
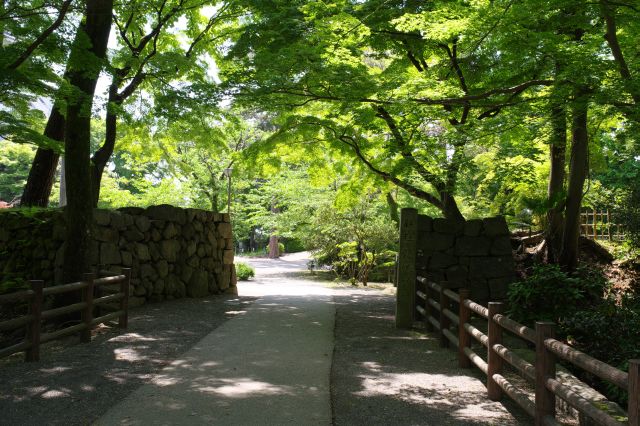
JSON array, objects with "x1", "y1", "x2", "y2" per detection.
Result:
[
  {"x1": 559, "y1": 89, "x2": 589, "y2": 271},
  {"x1": 268, "y1": 235, "x2": 279, "y2": 258},
  {"x1": 441, "y1": 191, "x2": 465, "y2": 223},
  {"x1": 62, "y1": 0, "x2": 113, "y2": 283},
  {"x1": 20, "y1": 108, "x2": 65, "y2": 206},
  {"x1": 546, "y1": 83, "x2": 567, "y2": 263}
]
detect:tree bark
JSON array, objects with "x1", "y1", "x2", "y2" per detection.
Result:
[
  {"x1": 62, "y1": 0, "x2": 113, "y2": 283},
  {"x1": 386, "y1": 192, "x2": 399, "y2": 224},
  {"x1": 559, "y1": 88, "x2": 589, "y2": 271},
  {"x1": 268, "y1": 235, "x2": 279, "y2": 259},
  {"x1": 441, "y1": 192, "x2": 465, "y2": 223},
  {"x1": 20, "y1": 108, "x2": 65, "y2": 207},
  {"x1": 545, "y1": 70, "x2": 568, "y2": 263},
  {"x1": 90, "y1": 80, "x2": 118, "y2": 206}
]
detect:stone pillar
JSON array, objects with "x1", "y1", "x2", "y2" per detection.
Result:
[{"x1": 396, "y1": 208, "x2": 417, "y2": 328}]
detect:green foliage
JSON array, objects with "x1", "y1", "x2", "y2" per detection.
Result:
[
  {"x1": 0, "y1": 141, "x2": 35, "y2": 201},
  {"x1": 278, "y1": 242, "x2": 285, "y2": 255},
  {"x1": 235, "y1": 262, "x2": 255, "y2": 281},
  {"x1": 507, "y1": 264, "x2": 607, "y2": 326},
  {"x1": 562, "y1": 296, "x2": 640, "y2": 405}
]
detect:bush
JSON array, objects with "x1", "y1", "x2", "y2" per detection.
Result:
[
  {"x1": 507, "y1": 264, "x2": 607, "y2": 326},
  {"x1": 235, "y1": 262, "x2": 255, "y2": 281},
  {"x1": 278, "y1": 242, "x2": 285, "y2": 255},
  {"x1": 563, "y1": 295, "x2": 640, "y2": 405}
]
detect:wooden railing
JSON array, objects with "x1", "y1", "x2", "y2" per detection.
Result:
[
  {"x1": 415, "y1": 276, "x2": 640, "y2": 426},
  {"x1": 0, "y1": 269, "x2": 131, "y2": 362}
]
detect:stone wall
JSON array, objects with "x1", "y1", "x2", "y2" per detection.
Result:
[
  {"x1": 415, "y1": 215, "x2": 515, "y2": 304},
  {"x1": 0, "y1": 205, "x2": 237, "y2": 306}
]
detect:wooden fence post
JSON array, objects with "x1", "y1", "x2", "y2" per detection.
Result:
[
  {"x1": 487, "y1": 302, "x2": 504, "y2": 400},
  {"x1": 119, "y1": 268, "x2": 131, "y2": 328},
  {"x1": 424, "y1": 283, "x2": 434, "y2": 332},
  {"x1": 458, "y1": 288, "x2": 471, "y2": 368},
  {"x1": 629, "y1": 359, "x2": 640, "y2": 426},
  {"x1": 25, "y1": 280, "x2": 43, "y2": 362},
  {"x1": 439, "y1": 282, "x2": 450, "y2": 348},
  {"x1": 81, "y1": 273, "x2": 94, "y2": 343},
  {"x1": 535, "y1": 322, "x2": 556, "y2": 426},
  {"x1": 396, "y1": 208, "x2": 418, "y2": 328}
]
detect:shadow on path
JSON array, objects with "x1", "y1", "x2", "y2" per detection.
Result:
[{"x1": 331, "y1": 288, "x2": 534, "y2": 425}]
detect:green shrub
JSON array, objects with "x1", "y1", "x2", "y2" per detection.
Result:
[
  {"x1": 235, "y1": 262, "x2": 255, "y2": 281},
  {"x1": 507, "y1": 264, "x2": 607, "y2": 326},
  {"x1": 278, "y1": 242, "x2": 285, "y2": 255},
  {"x1": 562, "y1": 296, "x2": 640, "y2": 405},
  {"x1": 282, "y1": 238, "x2": 305, "y2": 253}
]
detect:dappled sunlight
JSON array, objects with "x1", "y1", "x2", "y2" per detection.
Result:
[
  {"x1": 195, "y1": 378, "x2": 294, "y2": 398},
  {"x1": 41, "y1": 389, "x2": 71, "y2": 399},
  {"x1": 39, "y1": 366, "x2": 72, "y2": 374},
  {"x1": 114, "y1": 347, "x2": 149, "y2": 362},
  {"x1": 108, "y1": 333, "x2": 164, "y2": 343}
]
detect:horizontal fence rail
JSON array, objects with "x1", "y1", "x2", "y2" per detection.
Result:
[
  {"x1": 413, "y1": 275, "x2": 639, "y2": 426},
  {"x1": 0, "y1": 269, "x2": 131, "y2": 362}
]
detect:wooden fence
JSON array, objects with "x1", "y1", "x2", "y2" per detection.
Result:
[
  {"x1": 0, "y1": 269, "x2": 131, "y2": 362},
  {"x1": 580, "y1": 209, "x2": 625, "y2": 241},
  {"x1": 415, "y1": 277, "x2": 639, "y2": 426}
]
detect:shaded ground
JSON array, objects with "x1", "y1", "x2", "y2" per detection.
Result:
[
  {"x1": 331, "y1": 288, "x2": 533, "y2": 426},
  {"x1": 0, "y1": 295, "x2": 255, "y2": 425},
  {"x1": 1, "y1": 252, "x2": 533, "y2": 425}
]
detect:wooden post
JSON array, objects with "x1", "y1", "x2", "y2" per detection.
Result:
[
  {"x1": 629, "y1": 359, "x2": 640, "y2": 426},
  {"x1": 439, "y1": 282, "x2": 450, "y2": 348},
  {"x1": 425, "y1": 284, "x2": 434, "y2": 332},
  {"x1": 487, "y1": 302, "x2": 504, "y2": 400},
  {"x1": 119, "y1": 268, "x2": 131, "y2": 328},
  {"x1": 535, "y1": 322, "x2": 556, "y2": 426},
  {"x1": 25, "y1": 280, "x2": 43, "y2": 362},
  {"x1": 81, "y1": 273, "x2": 94, "y2": 342},
  {"x1": 458, "y1": 288, "x2": 471, "y2": 368},
  {"x1": 396, "y1": 208, "x2": 418, "y2": 328}
]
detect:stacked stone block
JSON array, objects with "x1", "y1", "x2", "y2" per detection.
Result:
[
  {"x1": 415, "y1": 216, "x2": 515, "y2": 304},
  {"x1": 0, "y1": 205, "x2": 237, "y2": 307}
]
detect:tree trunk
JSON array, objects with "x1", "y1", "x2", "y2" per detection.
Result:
[
  {"x1": 441, "y1": 192, "x2": 465, "y2": 222},
  {"x1": 268, "y1": 235, "x2": 279, "y2": 258},
  {"x1": 386, "y1": 192, "x2": 400, "y2": 224},
  {"x1": 20, "y1": 108, "x2": 65, "y2": 206},
  {"x1": 62, "y1": 0, "x2": 113, "y2": 283},
  {"x1": 90, "y1": 81, "x2": 118, "y2": 206},
  {"x1": 59, "y1": 157, "x2": 67, "y2": 206},
  {"x1": 545, "y1": 75, "x2": 567, "y2": 263},
  {"x1": 249, "y1": 227, "x2": 257, "y2": 252},
  {"x1": 559, "y1": 88, "x2": 589, "y2": 271}
]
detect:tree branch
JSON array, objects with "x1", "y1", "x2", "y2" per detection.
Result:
[{"x1": 8, "y1": 0, "x2": 73, "y2": 70}]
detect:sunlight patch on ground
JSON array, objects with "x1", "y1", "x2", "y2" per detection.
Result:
[
  {"x1": 108, "y1": 333, "x2": 162, "y2": 343},
  {"x1": 114, "y1": 347, "x2": 148, "y2": 362},
  {"x1": 195, "y1": 378, "x2": 294, "y2": 398},
  {"x1": 39, "y1": 366, "x2": 72, "y2": 374},
  {"x1": 41, "y1": 389, "x2": 70, "y2": 399},
  {"x1": 150, "y1": 374, "x2": 181, "y2": 387}
]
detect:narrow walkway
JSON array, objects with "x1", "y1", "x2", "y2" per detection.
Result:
[{"x1": 98, "y1": 256, "x2": 334, "y2": 425}]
